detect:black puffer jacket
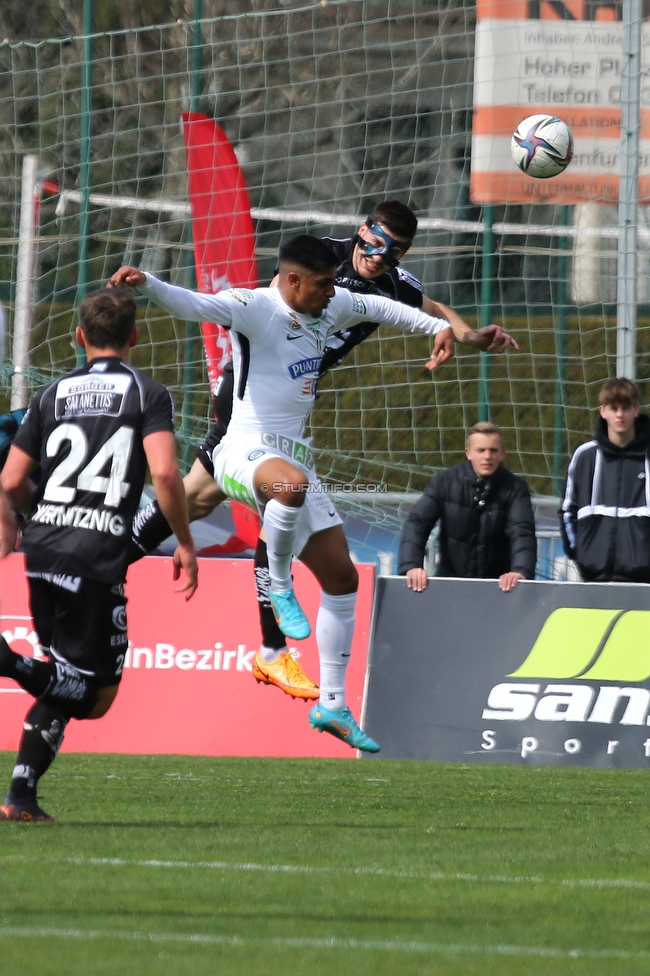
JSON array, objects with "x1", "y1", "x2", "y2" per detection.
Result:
[
  {"x1": 398, "y1": 461, "x2": 537, "y2": 579},
  {"x1": 559, "y1": 414, "x2": 650, "y2": 582}
]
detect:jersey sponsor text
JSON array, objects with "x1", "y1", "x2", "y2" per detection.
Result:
[
  {"x1": 55, "y1": 374, "x2": 132, "y2": 419},
  {"x1": 31, "y1": 501, "x2": 126, "y2": 536},
  {"x1": 287, "y1": 357, "x2": 321, "y2": 379}
]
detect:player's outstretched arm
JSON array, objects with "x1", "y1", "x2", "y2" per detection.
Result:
[
  {"x1": 111, "y1": 268, "x2": 238, "y2": 329},
  {"x1": 426, "y1": 327, "x2": 454, "y2": 371},
  {"x1": 469, "y1": 323, "x2": 519, "y2": 353},
  {"x1": 108, "y1": 266, "x2": 147, "y2": 288},
  {"x1": 341, "y1": 291, "x2": 449, "y2": 338},
  {"x1": 143, "y1": 430, "x2": 198, "y2": 600},
  {"x1": 422, "y1": 296, "x2": 518, "y2": 370}
]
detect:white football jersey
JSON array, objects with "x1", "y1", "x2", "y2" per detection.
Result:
[{"x1": 140, "y1": 274, "x2": 448, "y2": 439}]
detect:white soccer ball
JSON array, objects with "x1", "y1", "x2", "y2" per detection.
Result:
[{"x1": 511, "y1": 114, "x2": 573, "y2": 179}]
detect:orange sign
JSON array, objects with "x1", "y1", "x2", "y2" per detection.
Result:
[{"x1": 471, "y1": 0, "x2": 650, "y2": 203}]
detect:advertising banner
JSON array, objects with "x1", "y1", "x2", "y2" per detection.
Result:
[
  {"x1": 0, "y1": 555, "x2": 373, "y2": 759},
  {"x1": 182, "y1": 111, "x2": 258, "y2": 393},
  {"x1": 365, "y1": 576, "x2": 650, "y2": 767},
  {"x1": 471, "y1": 0, "x2": 650, "y2": 203}
]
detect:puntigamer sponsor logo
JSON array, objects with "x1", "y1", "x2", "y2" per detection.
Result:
[
  {"x1": 481, "y1": 608, "x2": 650, "y2": 759},
  {"x1": 287, "y1": 357, "x2": 321, "y2": 379}
]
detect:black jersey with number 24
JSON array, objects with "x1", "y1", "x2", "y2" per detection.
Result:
[{"x1": 14, "y1": 357, "x2": 175, "y2": 583}]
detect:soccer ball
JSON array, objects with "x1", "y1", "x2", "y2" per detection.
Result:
[{"x1": 511, "y1": 115, "x2": 573, "y2": 179}]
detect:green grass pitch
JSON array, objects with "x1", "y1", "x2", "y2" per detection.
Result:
[{"x1": 0, "y1": 753, "x2": 649, "y2": 976}]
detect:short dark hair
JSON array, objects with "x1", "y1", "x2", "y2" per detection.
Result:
[
  {"x1": 79, "y1": 288, "x2": 137, "y2": 349},
  {"x1": 368, "y1": 200, "x2": 418, "y2": 241},
  {"x1": 278, "y1": 235, "x2": 338, "y2": 273},
  {"x1": 599, "y1": 377, "x2": 639, "y2": 409}
]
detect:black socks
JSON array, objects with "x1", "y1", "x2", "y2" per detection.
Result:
[
  {"x1": 254, "y1": 537, "x2": 288, "y2": 650},
  {"x1": 9, "y1": 701, "x2": 68, "y2": 800}
]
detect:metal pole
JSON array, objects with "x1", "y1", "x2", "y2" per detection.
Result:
[
  {"x1": 553, "y1": 206, "x2": 569, "y2": 496},
  {"x1": 479, "y1": 205, "x2": 494, "y2": 422},
  {"x1": 191, "y1": 0, "x2": 203, "y2": 102},
  {"x1": 180, "y1": 0, "x2": 203, "y2": 471},
  {"x1": 12, "y1": 155, "x2": 40, "y2": 409},
  {"x1": 616, "y1": 0, "x2": 641, "y2": 379},
  {"x1": 76, "y1": 0, "x2": 93, "y2": 365}
]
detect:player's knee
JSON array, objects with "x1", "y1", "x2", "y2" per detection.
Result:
[
  {"x1": 325, "y1": 561, "x2": 358, "y2": 595},
  {"x1": 341, "y1": 562, "x2": 359, "y2": 593},
  {"x1": 256, "y1": 459, "x2": 308, "y2": 507},
  {"x1": 281, "y1": 478, "x2": 309, "y2": 506}
]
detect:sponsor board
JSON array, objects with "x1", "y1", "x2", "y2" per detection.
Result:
[
  {"x1": 0, "y1": 554, "x2": 373, "y2": 758},
  {"x1": 364, "y1": 577, "x2": 650, "y2": 766}
]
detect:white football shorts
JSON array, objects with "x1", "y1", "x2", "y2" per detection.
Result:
[{"x1": 211, "y1": 432, "x2": 343, "y2": 556}]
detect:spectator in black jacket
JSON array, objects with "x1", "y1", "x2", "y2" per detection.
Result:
[
  {"x1": 560, "y1": 377, "x2": 650, "y2": 582},
  {"x1": 398, "y1": 422, "x2": 537, "y2": 592}
]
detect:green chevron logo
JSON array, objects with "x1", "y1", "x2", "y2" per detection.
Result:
[
  {"x1": 509, "y1": 608, "x2": 650, "y2": 683},
  {"x1": 222, "y1": 474, "x2": 255, "y2": 509}
]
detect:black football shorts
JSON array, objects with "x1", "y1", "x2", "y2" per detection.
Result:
[{"x1": 28, "y1": 574, "x2": 129, "y2": 686}]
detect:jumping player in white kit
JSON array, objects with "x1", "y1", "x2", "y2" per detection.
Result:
[{"x1": 110, "y1": 235, "x2": 451, "y2": 752}]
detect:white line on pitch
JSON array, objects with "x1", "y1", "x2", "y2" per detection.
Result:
[
  {"x1": 0, "y1": 927, "x2": 647, "y2": 960},
  {"x1": 2, "y1": 854, "x2": 650, "y2": 891}
]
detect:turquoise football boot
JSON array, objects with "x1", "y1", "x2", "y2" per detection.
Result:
[
  {"x1": 309, "y1": 704, "x2": 380, "y2": 753},
  {"x1": 269, "y1": 588, "x2": 311, "y2": 640}
]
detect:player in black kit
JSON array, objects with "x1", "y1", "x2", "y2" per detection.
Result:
[
  {"x1": 0, "y1": 288, "x2": 197, "y2": 821},
  {"x1": 124, "y1": 201, "x2": 517, "y2": 700}
]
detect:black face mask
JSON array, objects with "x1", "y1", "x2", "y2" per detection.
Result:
[{"x1": 356, "y1": 219, "x2": 412, "y2": 269}]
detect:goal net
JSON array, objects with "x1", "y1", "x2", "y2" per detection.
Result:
[{"x1": 0, "y1": 1, "x2": 645, "y2": 575}]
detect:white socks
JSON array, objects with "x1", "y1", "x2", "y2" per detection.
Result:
[
  {"x1": 263, "y1": 498, "x2": 301, "y2": 591},
  {"x1": 317, "y1": 591, "x2": 356, "y2": 711},
  {"x1": 259, "y1": 644, "x2": 285, "y2": 664}
]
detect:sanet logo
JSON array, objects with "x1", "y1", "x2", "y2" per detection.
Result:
[
  {"x1": 509, "y1": 607, "x2": 650, "y2": 682},
  {"x1": 483, "y1": 608, "x2": 650, "y2": 727}
]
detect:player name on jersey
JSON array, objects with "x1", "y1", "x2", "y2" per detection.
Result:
[{"x1": 30, "y1": 502, "x2": 126, "y2": 536}]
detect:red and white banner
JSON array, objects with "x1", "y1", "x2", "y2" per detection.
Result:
[
  {"x1": 472, "y1": 0, "x2": 650, "y2": 204},
  {"x1": 182, "y1": 112, "x2": 258, "y2": 393},
  {"x1": 0, "y1": 555, "x2": 374, "y2": 758},
  {"x1": 182, "y1": 112, "x2": 261, "y2": 549}
]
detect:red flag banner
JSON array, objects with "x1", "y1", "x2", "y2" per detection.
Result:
[
  {"x1": 183, "y1": 112, "x2": 261, "y2": 547},
  {"x1": 182, "y1": 111, "x2": 258, "y2": 392}
]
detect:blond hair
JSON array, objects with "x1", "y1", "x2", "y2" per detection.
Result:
[{"x1": 465, "y1": 421, "x2": 503, "y2": 447}]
